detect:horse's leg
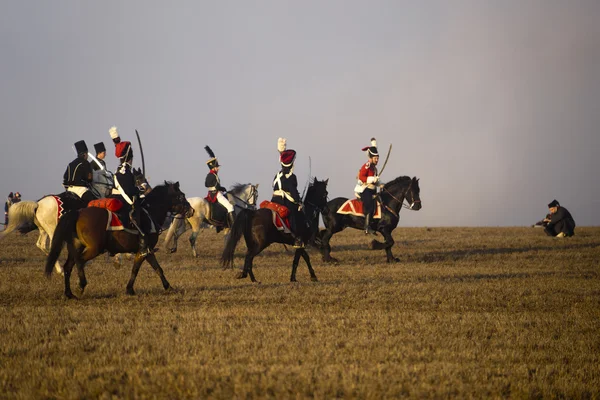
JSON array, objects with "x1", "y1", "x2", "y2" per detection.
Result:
[
  {"x1": 290, "y1": 249, "x2": 303, "y2": 282},
  {"x1": 300, "y1": 249, "x2": 318, "y2": 282},
  {"x1": 62, "y1": 252, "x2": 77, "y2": 299},
  {"x1": 144, "y1": 253, "x2": 171, "y2": 291},
  {"x1": 320, "y1": 227, "x2": 341, "y2": 263},
  {"x1": 378, "y1": 229, "x2": 399, "y2": 263},
  {"x1": 125, "y1": 254, "x2": 146, "y2": 296},
  {"x1": 189, "y1": 231, "x2": 199, "y2": 258}
]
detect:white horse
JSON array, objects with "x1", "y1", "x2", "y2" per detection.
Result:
[
  {"x1": 163, "y1": 183, "x2": 259, "y2": 257},
  {"x1": 0, "y1": 195, "x2": 79, "y2": 274},
  {"x1": 0, "y1": 170, "x2": 147, "y2": 273}
]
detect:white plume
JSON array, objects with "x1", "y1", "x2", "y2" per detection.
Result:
[
  {"x1": 277, "y1": 137, "x2": 287, "y2": 153},
  {"x1": 370, "y1": 137, "x2": 377, "y2": 147},
  {"x1": 109, "y1": 126, "x2": 119, "y2": 139}
]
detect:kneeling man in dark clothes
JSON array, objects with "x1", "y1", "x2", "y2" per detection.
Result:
[{"x1": 544, "y1": 199, "x2": 575, "y2": 238}]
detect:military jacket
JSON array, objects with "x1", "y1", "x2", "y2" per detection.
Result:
[{"x1": 63, "y1": 157, "x2": 93, "y2": 187}]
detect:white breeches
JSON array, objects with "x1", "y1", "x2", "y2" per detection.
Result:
[
  {"x1": 216, "y1": 191, "x2": 234, "y2": 213},
  {"x1": 67, "y1": 186, "x2": 89, "y2": 199}
]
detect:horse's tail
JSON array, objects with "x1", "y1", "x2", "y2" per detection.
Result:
[
  {"x1": 45, "y1": 210, "x2": 78, "y2": 277},
  {"x1": 221, "y1": 209, "x2": 253, "y2": 268},
  {"x1": 0, "y1": 201, "x2": 38, "y2": 240}
]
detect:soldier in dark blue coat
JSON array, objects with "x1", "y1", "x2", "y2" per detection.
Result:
[
  {"x1": 204, "y1": 146, "x2": 235, "y2": 227},
  {"x1": 63, "y1": 140, "x2": 95, "y2": 204},
  {"x1": 544, "y1": 199, "x2": 576, "y2": 237},
  {"x1": 113, "y1": 140, "x2": 151, "y2": 256},
  {"x1": 271, "y1": 138, "x2": 306, "y2": 248}
]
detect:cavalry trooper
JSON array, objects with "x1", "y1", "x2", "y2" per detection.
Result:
[
  {"x1": 90, "y1": 142, "x2": 107, "y2": 171},
  {"x1": 271, "y1": 138, "x2": 305, "y2": 248},
  {"x1": 354, "y1": 138, "x2": 381, "y2": 235},
  {"x1": 113, "y1": 140, "x2": 151, "y2": 256},
  {"x1": 63, "y1": 140, "x2": 95, "y2": 204},
  {"x1": 204, "y1": 146, "x2": 235, "y2": 228},
  {"x1": 109, "y1": 126, "x2": 150, "y2": 195}
]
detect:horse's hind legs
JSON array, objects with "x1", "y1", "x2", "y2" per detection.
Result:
[
  {"x1": 189, "y1": 231, "x2": 198, "y2": 257},
  {"x1": 290, "y1": 249, "x2": 302, "y2": 282},
  {"x1": 126, "y1": 256, "x2": 145, "y2": 295},
  {"x1": 62, "y1": 254, "x2": 77, "y2": 299}
]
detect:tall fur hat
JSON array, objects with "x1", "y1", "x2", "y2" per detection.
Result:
[
  {"x1": 109, "y1": 126, "x2": 121, "y2": 144},
  {"x1": 361, "y1": 138, "x2": 378, "y2": 157},
  {"x1": 115, "y1": 141, "x2": 132, "y2": 160},
  {"x1": 74, "y1": 140, "x2": 88, "y2": 155},
  {"x1": 94, "y1": 142, "x2": 106, "y2": 155},
  {"x1": 548, "y1": 199, "x2": 560, "y2": 208},
  {"x1": 205, "y1": 145, "x2": 220, "y2": 169},
  {"x1": 280, "y1": 149, "x2": 296, "y2": 167}
]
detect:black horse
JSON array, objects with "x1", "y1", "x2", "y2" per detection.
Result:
[
  {"x1": 45, "y1": 182, "x2": 192, "y2": 298},
  {"x1": 319, "y1": 176, "x2": 421, "y2": 263},
  {"x1": 221, "y1": 177, "x2": 329, "y2": 283}
]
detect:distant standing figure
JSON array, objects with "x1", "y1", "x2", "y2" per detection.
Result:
[
  {"x1": 544, "y1": 199, "x2": 575, "y2": 238},
  {"x1": 4, "y1": 192, "x2": 14, "y2": 227}
]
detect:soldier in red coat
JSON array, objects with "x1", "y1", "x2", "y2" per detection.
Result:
[{"x1": 354, "y1": 138, "x2": 381, "y2": 235}]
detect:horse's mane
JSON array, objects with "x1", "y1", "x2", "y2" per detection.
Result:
[
  {"x1": 145, "y1": 181, "x2": 176, "y2": 199},
  {"x1": 384, "y1": 176, "x2": 411, "y2": 190},
  {"x1": 229, "y1": 183, "x2": 251, "y2": 195}
]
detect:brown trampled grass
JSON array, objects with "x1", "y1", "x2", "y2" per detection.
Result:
[{"x1": 0, "y1": 227, "x2": 599, "y2": 398}]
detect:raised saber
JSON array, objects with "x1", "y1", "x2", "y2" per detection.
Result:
[
  {"x1": 135, "y1": 129, "x2": 146, "y2": 178},
  {"x1": 378, "y1": 144, "x2": 392, "y2": 177},
  {"x1": 87, "y1": 152, "x2": 104, "y2": 171}
]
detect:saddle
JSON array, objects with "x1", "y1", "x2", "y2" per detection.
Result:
[
  {"x1": 260, "y1": 200, "x2": 292, "y2": 233},
  {"x1": 88, "y1": 198, "x2": 156, "y2": 234},
  {"x1": 205, "y1": 201, "x2": 228, "y2": 231},
  {"x1": 50, "y1": 192, "x2": 88, "y2": 223},
  {"x1": 337, "y1": 198, "x2": 382, "y2": 219}
]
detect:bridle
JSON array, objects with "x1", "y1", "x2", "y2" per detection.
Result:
[
  {"x1": 228, "y1": 184, "x2": 258, "y2": 210},
  {"x1": 381, "y1": 179, "x2": 420, "y2": 211}
]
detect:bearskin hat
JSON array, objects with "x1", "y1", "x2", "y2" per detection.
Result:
[
  {"x1": 115, "y1": 141, "x2": 132, "y2": 159},
  {"x1": 94, "y1": 142, "x2": 106, "y2": 155},
  {"x1": 74, "y1": 140, "x2": 88, "y2": 155}
]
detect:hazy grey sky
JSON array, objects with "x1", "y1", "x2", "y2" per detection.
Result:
[{"x1": 2, "y1": 1, "x2": 599, "y2": 226}]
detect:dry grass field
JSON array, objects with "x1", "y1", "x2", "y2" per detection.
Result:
[{"x1": 1, "y1": 226, "x2": 599, "y2": 399}]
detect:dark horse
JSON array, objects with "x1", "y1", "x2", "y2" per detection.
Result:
[
  {"x1": 320, "y1": 176, "x2": 421, "y2": 263},
  {"x1": 221, "y1": 177, "x2": 329, "y2": 283},
  {"x1": 44, "y1": 182, "x2": 192, "y2": 298}
]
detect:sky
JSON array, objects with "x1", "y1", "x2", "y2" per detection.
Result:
[{"x1": 1, "y1": 1, "x2": 599, "y2": 227}]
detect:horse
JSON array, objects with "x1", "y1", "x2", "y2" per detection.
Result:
[
  {"x1": 221, "y1": 177, "x2": 328, "y2": 283},
  {"x1": 0, "y1": 169, "x2": 148, "y2": 274},
  {"x1": 162, "y1": 183, "x2": 259, "y2": 257},
  {"x1": 319, "y1": 176, "x2": 421, "y2": 263},
  {"x1": 44, "y1": 181, "x2": 192, "y2": 299}
]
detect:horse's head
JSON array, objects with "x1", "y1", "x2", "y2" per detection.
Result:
[
  {"x1": 406, "y1": 177, "x2": 421, "y2": 210},
  {"x1": 246, "y1": 183, "x2": 259, "y2": 208},
  {"x1": 133, "y1": 167, "x2": 152, "y2": 195},
  {"x1": 228, "y1": 183, "x2": 260, "y2": 210},
  {"x1": 166, "y1": 181, "x2": 194, "y2": 218},
  {"x1": 382, "y1": 176, "x2": 422, "y2": 211},
  {"x1": 305, "y1": 176, "x2": 329, "y2": 210}
]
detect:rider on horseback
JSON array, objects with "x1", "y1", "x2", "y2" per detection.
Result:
[
  {"x1": 204, "y1": 146, "x2": 235, "y2": 228},
  {"x1": 63, "y1": 140, "x2": 95, "y2": 204},
  {"x1": 354, "y1": 138, "x2": 381, "y2": 235},
  {"x1": 90, "y1": 142, "x2": 107, "y2": 171},
  {"x1": 113, "y1": 140, "x2": 151, "y2": 257},
  {"x1": 272, "y1": 138, "x2": 306, "y2": 248}
]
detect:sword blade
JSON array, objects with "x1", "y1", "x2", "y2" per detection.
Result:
[
  {"x1": 378, "y1": 144, "x2": 392, "y2": 176},
  {"x1": 135, "y1": 129, "x2": 146, "y2": 178}
]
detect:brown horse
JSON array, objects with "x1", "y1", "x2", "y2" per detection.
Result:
[
  {"x1": 221, "y1": 177, "x2": 328, "y2": 283},
  {"x1": 44, "y1": 182, "x2": 192, "y2": 298}
]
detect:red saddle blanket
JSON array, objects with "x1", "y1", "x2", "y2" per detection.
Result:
[
  {"x1": 337, "y1": 199, "x2": 382, "y2": 219},
  {"x1": 260, "y1": 200, "x2": 291, "y2": 232},
  {"x1": 88, "y1": 198, "x2": 123, "y2": 212}
]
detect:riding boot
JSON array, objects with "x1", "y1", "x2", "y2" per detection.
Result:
[
  {"x1": 364, "y1": 214, "x2": 376, "y2": 235},
  {"x1": 293, "y1": 235, "x2": 305, "y2": 249},
  {"x1": 138, "y1": 234, "x2": 151, "y2": 257},
  {"x1": 227, "y1": 211, "x2": 235, "y2": 228}
]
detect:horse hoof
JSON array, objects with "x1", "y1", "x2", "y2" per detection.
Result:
[
  {"x1": 235, "y1": 272, "x2": 246, "y2": 279},
  {"x1": 311, "y1": 277, "x2": 319, "y2": 282},
  {"x1": 168, "y1": 248, "x2": 177, "y2": 254},
  {"x1": 126, "y1": 288, "x2": 136, "y2": 296},
  {"x1": 65, "y1": 293, "x2": 78, "y2": 300}
]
